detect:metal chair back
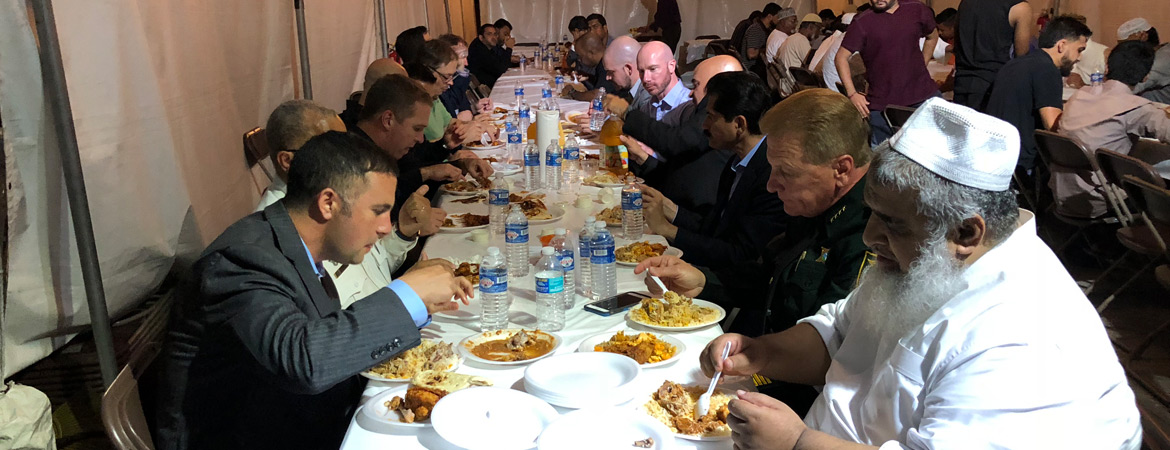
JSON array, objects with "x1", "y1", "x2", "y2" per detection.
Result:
[
  {"x1": 101, "y1": 343, "x2": 160, "y2": 450},
  {"x1": 883, "y1": 105, "x2": 916, "y2": 131},
  {"x1": 789, "y1": 67, "x2": 825, "y2": 90}
]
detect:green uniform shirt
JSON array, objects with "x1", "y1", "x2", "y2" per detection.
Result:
[
  {"x1": 423, "y1": 98, "x2": 452, "y2": 143},
  {"x1": 699, "y1": 174, "x2": 875, "y2": 335}
]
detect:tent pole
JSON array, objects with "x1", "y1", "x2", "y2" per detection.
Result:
[
  {"x1": 375, "y1": 0, "x2": 389, "y2": 58},
  {"x1": 28, "y1": 0, "x2": 117, "y2": 389},
  {"x1": 295, "y1": 0, "x2": 314, "y2": 99}
]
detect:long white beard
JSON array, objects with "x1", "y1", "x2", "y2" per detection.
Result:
[{"x1": 850, "y1": 236, "x2": 967, "y2": 346}]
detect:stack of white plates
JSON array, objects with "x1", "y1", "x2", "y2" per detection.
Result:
[{"x1": 523, "y1": 352, "x2": 641, "y2": 408}]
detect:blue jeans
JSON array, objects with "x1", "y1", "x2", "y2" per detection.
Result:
[{"x1": 869, "y1": 91, "x2": 942, "y2": 146}]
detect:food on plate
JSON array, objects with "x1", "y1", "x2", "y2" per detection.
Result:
[
  {"x1": 442, "y1": 179, "x2": 489, "y2": 193},
  {"x1": 633, "y1": 438, "x2": 655, "y2": 448},
  {"x1": 385, "y1": 371, "x2": 493, "y2": 422},
  {"x1": 366, "y1": 340, "x2": 459, "y2": 380},
  {"x1": 508, "y1": 192, "x2": 545, "y2": 203},
  {"x1": 595, "y1": 206, "x2": 622, "y2": 225},
  {"x1": 630, "y1": 292, "x2": 718, "y2": 327},
  {"x1": 451, "y1": 194, "x2": 485, "y2": 204},
  {"x1": 519, "y1": 197, "x2": 553, "y2": 220},
  {"x1": 465, "y1": 140, "x2": 504, "y2": 149},
  {"x1": 593, "y1": 331, "x2": 676, "y2": 364},
  {"x1": 442, "y1": 213, "x2": 490, "y2": 228},
  {"x1": 466, "y1": 329, "x2": 556, "y2": 362},
  {"x1": 454, "y1": 262, "x2": 479, "y2": 285},
  {"x1": 642, "y1": 381, "x2": 731, "y2": 437},
  {"x1": 493, "y1": 107, "x2": 509, "y2": 114},
  {"x1": 584, "y1": 172, "x2": 622, "y2": 185},
  {"x1": 616, "y1": 241, "x2": 667, "y2": 263}
]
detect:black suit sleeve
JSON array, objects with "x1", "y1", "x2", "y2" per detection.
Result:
[
  {"x1": 672, "y1": 182, "x2": 788, "y2": 269},
  {"x1": 671, "y1": 206, "x2": 703, "y2": 231},
  {"x1": 622, "y1": 109, "x2": 708, "y2": 161},
  {"x1": 200, "y1": 247, "x2": 421, "y2": 395}
]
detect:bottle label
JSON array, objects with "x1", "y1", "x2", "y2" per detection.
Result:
[
  {"x1": 524, "y1": 153, "x2": 540, "y2": 166},
  {"x1": 515, "y1": 87, "x2": 524, "y2": 96},
  {"x1": 591, "y1": 246, "x2": 616, "y2": 264},
  {"x1": 546, "y1": 151, "x2": 561, "y2": 167},
  {"x1": 557, "y1": 251, "x2": 575, "y2": 271},
  {"x1": 622, "y1": 191, "x2": 643, "y2": 210},
  {"x1": 508, "y1": 132, "x2": 522, "y2": 145},
  {"x1": 519, "y1": 109, "x2": 531, "y2": 120},
  {"x1": 479, "y1": 271, "x2": 508, "y2": 294},
  {"x1": 535, "y1": 275, "x2": 564, "y2": 294},
  {"x1": 542, "y1": 88, "x2": 552, "y2": 98},
  {"x1": 1091, "y1": 72, "x2": 1105, "y2": 84},
  {"x1": 489, "y1": 189, "x2": 509, "y2": 205},
  {"x1": 555, "y1": 75, "x2": 564, "y2": 85},
  {"x1": 579, "y1": 240, "x2": 590, "y2": 255},
  {"x1": 505, "y1": 225, "x2": 529, "y2": 243},
  {"x1": 564, "y1": 147, "x2": 580, "y2": 160}
]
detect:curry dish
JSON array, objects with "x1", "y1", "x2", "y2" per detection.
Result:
[
  {"x1": 593, "y1": 331, "x2": 676, "y2": 364},
  {"x1": 616, "y1": 241, "x2": 666, "y2": 263},
  {"x1": 466, "y1": 329, "x2": 556, "y2": 362},
  {"x1": 642, "y1": 380, "x2": 731, "y2": 437}
]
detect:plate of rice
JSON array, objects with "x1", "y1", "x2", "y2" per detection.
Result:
[
  {"x1": 627, "y1": 292, "x2": 725, "y2": 332},
  {"x1": 641, "y1": 380, "x2": 733, "y2": 441},
  {"x1": 361, "y1": 339, "x2": 462, "y2": 382}
]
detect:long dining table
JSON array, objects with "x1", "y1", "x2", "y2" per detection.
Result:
[{"x1": 338, "y1": 68, "x2": 742, "y2": 450}]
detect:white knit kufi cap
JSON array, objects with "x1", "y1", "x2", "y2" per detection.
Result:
[
  {"x1": 887, "y1": 98, "x2": 1020, "y2": 192},
  {"x1": 1117, "y1": 18, "x2": 1151, "y2": 40},
  {"x1": 778, "y1": 8, "x2": 797, "y2": 20}
]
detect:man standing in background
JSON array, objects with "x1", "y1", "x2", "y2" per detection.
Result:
[
  {"x1": 953, "y1": 0, "x2": 1032, "y2": 111},
  {"x1": 646, "y1": 0, "x2": 683, "y2": 52}
]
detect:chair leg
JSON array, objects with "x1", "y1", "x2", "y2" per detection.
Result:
[
  {"x1": 1086, "y1": 250, "x2": 1132, "y2": 296},
  {"x1": 1128, "y1": 318, "x2": 1170, "y2": 364},
  {"x1": 1055, "y1": 226, "x2": 1088, "y2": 256},
  {"x1": 1097, "y1": 258, "x2": 1157, "y2": 314}
]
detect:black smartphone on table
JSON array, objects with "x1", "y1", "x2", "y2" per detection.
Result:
[{"x1": 583, "y1": 291, "x2": 651, "y2": 316}]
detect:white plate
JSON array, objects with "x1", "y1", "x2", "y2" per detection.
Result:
[
  {"x1": 641, "y1": 385, "x2": 734, "y2": 442},
  {"x1": 527, "y1": 205, "x2": 566, "y2": 225},
  {"x1": 465, "y1": 143, "x2": 505, "y2": 151},
  {"x1": 523, "y1": 352, "x2": 641, "y2": 408},
  {"x1": 616, "y1": 246, "x2": 683, "y2": 267},
  {"x1": 491, "y1": 162, "x2": 522, "y2": 175},
  {"x1": 438, "y1": 187, "x2": 486, "y2": 197},
  {"x1": 457, "y1": 329, "x2": 561, "y2": 366},
  {"x1": 627, "y1": 299, "x2": 727, "y2": 332},
  {"x1": 433, "y1": 296, "x2": 482, "y2": 321},
  {"x1": 431, "y1": 387, "x2": 559, "y2": 450},
  {"x1": 538, "y1": 407, "x2": 675, "y2": 450},
  {"x1": 439, "y1": 214, "x2": 490, "y2": 233},
  {"x1": 576, "y1": 330, "x2": 687, "y2": 369},
  {"x1": 357, "y1": 384, "x2": 429, "y2": 431}
]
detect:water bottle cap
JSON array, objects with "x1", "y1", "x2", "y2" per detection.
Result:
[
  {"x1": 595, "y1": 221, "x2": 607, "y2": 229},
  {"x1": 584, "y1": 216, "x2": 596, "y2": 223},
  {"x1": 528, "y1": 139, "x2": 536, "y2": 144},
  {"x1": 550, "y1": 139, "x2": 558, "y2": 146},
  {"x1": 555, "y1": 228, "x2": 566, "y2": 235},
  {"x1": 487, "y1": 247, "x2": 500, "y2": 255},
  {"x1": 542, "y1": 247, "x2": 555, "y2": 255}
]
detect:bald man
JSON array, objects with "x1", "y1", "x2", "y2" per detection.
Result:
[
  {"x1": 574, "y1": 32, "x2": 617, "y2": 94},
  {"x1": 259, "y1": 100, "x2": 348, "y2": 209},
  {"x1": 600, "y1": 36, "x2": 650, "y2": 115},
  {"x1": 616, "y1": 55, "x2": 744, "y2": 218},
  {"x1": 340, "y1": 58, "x2": 407, "y2": 128},
  {"x1": 637, "y1": 41, "x2": 690, "y2": 120}
]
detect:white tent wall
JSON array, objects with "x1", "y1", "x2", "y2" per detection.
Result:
[{"x1": 479, "y1": 0, "x2": 817, "y2": 51}]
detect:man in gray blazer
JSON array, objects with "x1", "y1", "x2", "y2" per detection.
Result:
[{"x1": 154, "y1": 131, "x2": 472, "y2": 450}]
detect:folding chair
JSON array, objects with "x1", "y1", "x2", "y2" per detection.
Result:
[
  {"x1": 789, "y1": 67, "x2": 825, "y2": 91},
  {"x1": 243, "y1": 127, "x2": 275, "y2": 192},
  {"x1": 882, "y1": 105, "x2": 916, "y2": 133},
  {"x1": 1102, "y1": 178, "x2": 1170, "y2": 349},
  {"x1": 101, "y1": 342, "x2": 161, "y2": 450},
  {"x1": 1130, "y1": 138, "x2": 1170, "y2": 164},
  {"x1": 466, "y1": 88, "x2": 482, "y2": 108},
  {"x1": 1095, "y1": 148, "x2": 1164, "y2": 223},
  {"x1": 1033, "y1": 130, "x2": 1126, "y2": 254}
]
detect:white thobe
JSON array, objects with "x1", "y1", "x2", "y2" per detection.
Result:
[
  {"x1": 800, "y1": 210, "x2": 1142, "y2": 449},
  {"x1": 766, "y1": 29, "x2": 790, "y2": 65},
  {"x1": 256, "y1": 180, "x2": 417, "y2": 307}
]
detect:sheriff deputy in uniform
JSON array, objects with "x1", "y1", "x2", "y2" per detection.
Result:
[{"x1": 635, "y1": 88, "x2": 874, "y2": 416}]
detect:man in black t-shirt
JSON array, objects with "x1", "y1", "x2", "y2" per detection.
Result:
[
  {"x1": 954, "y1": 0, "x2": 1033, "y2": 111},
  {"x1": 985, "y1": 17, "x2": 1091, "y2": 170}
]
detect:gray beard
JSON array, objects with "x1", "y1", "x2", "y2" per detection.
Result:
[{"x1": 849, "y1": 236, "x2": 967, "y2": 347}]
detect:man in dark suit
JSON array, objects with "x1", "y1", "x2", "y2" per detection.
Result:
[
  {"x1": 640, "y1": 72, "x2": 788, "y2": 270},
  {"x1": 154, "y1": 132, "x2": 473, "y2": 450},
  {"x1": 617, "y1": 55, "x2": 744, "y2": 217},
  {"x1": 467, "y1": 23, "x2": 511, "y2": 88}
]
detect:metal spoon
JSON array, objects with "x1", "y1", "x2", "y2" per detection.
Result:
[{"x1": 696, "y1": 341, "x2": 732, "y2": 419}]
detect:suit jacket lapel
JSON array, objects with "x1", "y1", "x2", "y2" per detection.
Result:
[{"x1": 263, "y1": 202, "x2": 342, "y2": 318}]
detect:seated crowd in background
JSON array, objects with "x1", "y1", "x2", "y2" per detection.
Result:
[{"x1": 150, "y1": 3, "x2": 1164, "y2": 449}]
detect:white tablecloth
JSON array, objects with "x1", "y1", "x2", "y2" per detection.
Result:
[
  {"x1": 489, "y1": 68, "x2": 592, "y2": 116},
  {"x1": 339, "y1": 84, "x2": 737, "y2": 448}
]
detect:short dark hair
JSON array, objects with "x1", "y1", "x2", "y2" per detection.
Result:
[
  {"x1": 705, "y1": 72, "x2": 772, "y2": 135},
  {"x1": 586, "y1": 13, "x2": 607, "y2": 26},
  {"x1": 1038, "y1": 16, "x2": 1093, "y2": 48},
  {"x1": 493, "y1": 18, "x2": 513, "y2": 30},
  {"x1": 935, "y1": 8, "x2": 957, "y2": 27},
  {"x1": 395, "y1": 26, "x2": 429, "y2": 65},
  {"x1": 405, "y1": 62, "x2": 437, "y2": 84},
  {"x1": 1148, "y1": 27, "x2": 1160, "y2": 46},
  {"x1": 437, "y1": 33, "x2": 466, "y2": 47},
  {"x1": 568, "y1": 16, "x2": 589, "y2": 32},
  {"x1": 416, "y1": 39, "x2": 457, "y2": 71},
  {"x1": 478, "y1": 23, "x2": 496, "y2": 36},
  {"x1": 284, "y1": 131, "x2": 399, "y2": 211},
  {"x1": 819, "y1": 9, "x2": 836, "y2": 20},
  {"x1": 1107, "y1": 40, "x2": 1156, "y2": 86},
  {"x1": 762, "y1": 3, "x2": 782, "y2": 16},
  {"x1": 360, "y1": 74, "x2": 431, "y2": 122},
  {"x1": 748, "y1": 11, "x2": 763, "y2": 20}
]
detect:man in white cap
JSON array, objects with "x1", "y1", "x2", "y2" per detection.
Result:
[
  {"x1": 651, "y1": 97, "x2": 1143, "y2": 449},
  {"x1": 775, "y1": 14, "x2": 826, "y2": 96},
  {"x1": 1118, "y1": 17, "x2": 1153, "y2": 43},
  {"x1": 812, "y1": 13, "x2": 855, "y2": 90},
  {"x1": 765, "y1": 7, "x2": 799, "y2": 65}
]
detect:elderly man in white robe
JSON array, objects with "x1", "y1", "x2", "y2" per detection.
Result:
[{"x1": 643, "y1": 98, "x2": 1142, "y2": 449}]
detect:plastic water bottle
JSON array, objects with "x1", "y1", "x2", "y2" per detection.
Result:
[
  {"x1": 1091, "y1": 65, "x2": 1105, "y2": 86},
  {"x1": 479, "y1": 247, "x2": 510, "y2": 331},
  {"x1": 590, "y1": 87, "x2": 608, "y2": 132},
  {"x1": 539, "y1": 88, "x2": 559, "y2": 112},
  {"x1": 524, "y1": 139, "x2": 542, "y2": 190},
  {"x1": 545, "y1": 140, "x2": 562, "y2": 191},
  {"x1": 562, "y1": 133, "x2": 580, "y2": 193},
  {"x1": 621, "y1": 175, "x2": 644, "y2": 240},
  {"x1": 518, "y1": 98, "x2": 531, "y2": 138},
  {"x1": 549, "y1": 228, "x2": 575, "y2": 310},
  {"x1": 578, "y1": 217, "x2": 595, "y2": 297},
  {"x1": 590, "y1": 221, "x2": 617, "y2": 300},
  {"x1": 520, "y1": 53, "x2": 528, "y2": 73},
  {"x1": 555, "y1": 75, "x2": 565, "y2": 94},
  {"x1": 535, "y1": 247, "x2": 566, "y2": 331},
  {"x1": 505, "y1": 119, "x2": 523, "y2": 163},
  {"x1": 505, "y1": 204, "x2": 530, "y2": 277},
  {"x1": 488, "y1": 173, "x2": 509, "y2": 237},
  {"x1": 514, "y1": 83, "x2": 524, "y2": 108}
]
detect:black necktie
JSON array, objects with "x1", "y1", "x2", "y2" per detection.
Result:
[{"x1": 319, "y1": 274, "x2": 340, "y2": 302}]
